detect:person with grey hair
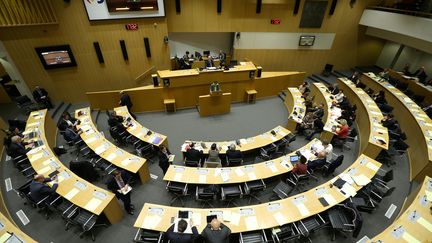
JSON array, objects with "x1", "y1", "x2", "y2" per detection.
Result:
[
  {"x1": 201, "y1": 218, "x2": 231, "y2": 243},
  {"x1": 225, "y1": 143, "x2": 242, "y2": 166},
  {"x1": 7, "y1": 135, "x2": 29, "y2": 158}
]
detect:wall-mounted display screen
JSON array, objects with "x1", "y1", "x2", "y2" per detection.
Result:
[
  {"x1": 35, "y1": 45, "x2": 77, "y2": 69},
  {"x1": 83, "y1": 0, "x2": 165, "y2": 20},
  {"x1": 299, "y1": 35, "x2": 315, "y2": 46}
]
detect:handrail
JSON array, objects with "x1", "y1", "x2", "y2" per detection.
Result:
[{"x1": 367, "y1": 6, "x2": 432, "y2": 19}]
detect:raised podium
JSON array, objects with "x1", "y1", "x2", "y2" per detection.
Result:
[{"x1": 198, "y1": 89, "x2": 231, "y2": 117}]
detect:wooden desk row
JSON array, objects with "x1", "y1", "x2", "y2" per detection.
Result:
[
  {"x1": 336, "y1": 78, "x2": 389, "y2": 159},
  {"x1": 371, "y1": 176, "x2": 432, "y2": 242},
  {"x1": 86, "y1": 62, "x2": 305, "y2": 112},
  {"x1": 285, "y1": 88, "x2": 306, "y2": 131},
  {"x1": 388, "y1": 69, "x2": 432, "y2": 105},
  {"x1": 0, "y1": 212, "x2": 35, "y2": 242},
  {"x1": 114, "y1": 106, "x2": 168, "y2": 148},
  {"x1": 75, "y1": 107, "x2": 150, "y2": 184},
  {"x1": 134, "y1": 154, "x2": 381, "y2": 233},
  {"x1": 361, "y1": 73, "x2": 432, "y2": 182},
  {"x1": 181, "y1": 126, "x2": 291, "y2": 155},
  {"x1": 24, "y1": 110, "x2": 123, "y2": 224},
  {"x1": 309, "y1": 83, "x2": 341, "y2": 142},
  {"x1": 166, "y1": 139, "x2": 319, "y2": 185}
]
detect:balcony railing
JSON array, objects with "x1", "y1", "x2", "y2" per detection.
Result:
[{"x1": 367, "y1": 6, "x2": 432, "y2": 19}]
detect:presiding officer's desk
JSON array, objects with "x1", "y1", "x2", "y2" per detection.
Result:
[
  {"x1": 388, "y1": 69, "x2": 432, "y2": 105},
  {"x1": 86, "y1": 62, "x2": 306, "y2": 112},
  {"x1": 371, "y1": 176, "x2": 432, "y2": 243},
  {"x1": 135, "y1": 154, "x2": 381, "y2": 233},
  {"x1": 361, "y1": 72, "x2": 432, "y2": 182},
  {"x1": 309, "y1": 83, "x2": 341, "y2": 142},
  {"x1": 114, "y1": 106, "x2": 168, "y2": 148},
  {"x1": 336, "y1": 78, "x2": 389, "y2": 158},
  {"x1": 166, "y1": 139, "x2": 320, "y2": 185},
  {"x1": 24, "y1": 110, "x2": 123, "y2": 224},
  {"x1": 75, "y1": 107, "x2": 150, "y2": 184},
  {"x1": 285, "y1": 88, "x2": 306, "y2": 131},
  {"x1": 181, "y1": 126, "x2": 291, "y2": 155},
  {"x1": 0, "y1": 212, "x2": 36, "y2": 242}
]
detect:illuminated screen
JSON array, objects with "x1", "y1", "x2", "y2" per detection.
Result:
[{"x1": 35, "y1": 45, "x2": 77, "y2": 70}]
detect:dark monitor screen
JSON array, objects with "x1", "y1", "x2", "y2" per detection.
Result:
[{"x1": 203, "y1": 50, "x2": 210, "y2": 56}]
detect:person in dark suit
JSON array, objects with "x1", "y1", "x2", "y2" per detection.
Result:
[
  {"x1": 107, "y1": 111, "x2": 126, "y2": 133},
  {"x1": 218, "y1": 50, "x2": 226, "y2": 66},
  {"x1": 329, "y1": 83, "x2": 340, "y2": 95},
  {"x1": 158, "y1": 145, "x2": 171, "y2": 175},
  {"x1": 32, "y1": 86, "x2": 53, "y2": 109},
  {"x1": 373, "y1": 90, "x2": 387, "y2": 105},
  {"x1": 349, "y1": 71, "x2": 360, "y2": 84},
  {"x1": 63, "y1": 125, "x2": 82, "y2": 144},
  {"x1": 29, "y1": 174, "x2": 58, "y2": 202},
  {"x1": 307, "y1": 151, "x2": 327, "y2": 171},
  {"x1": 305, "y1": 117, "x2": 324, "y2": 141},
  {"x1": 205, "y1": 56, "x2": 215, "y2": 68},
  {"x1": 413, "y1": 66, "x2": 428, "y2": 83},
  {"x1": 226, "y1": 144, "x2": 243, "y2": 166},
  {"x1": 184, "y1": 143, "x2": 203, "y2": 165},
  {"x1": 106, "y1": 170, "x2": 134, "y2": 215},
  {"x1": 381, "y1": 114, "x2": 397, "y2": 131},
  {"x1": 402, "y1": 63, "x2": 411, "y2": 76},
  {"x1": 201, "y1": 218, "x2": 231, "y2": 243},
  {"x1": 165, "y1": 219, "x2": 199, "y2": 243},
  {"x1": 119, "y1": 91, "x2": 136, "y2": 119},
  {"x1": 58, "y1": 112, "x2": 78, "y2": 132},
  {"x1": 7, "y1": 135, "x2": 30, "y2": 158}
]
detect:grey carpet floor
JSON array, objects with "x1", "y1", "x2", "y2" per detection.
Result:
[{"x1": 0, "y1": 94, "x2": 412, "y2": 243}]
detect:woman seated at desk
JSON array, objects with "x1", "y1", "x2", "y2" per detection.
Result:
[{"x1": 332, "y1": 119, "x2": 350, "y2": 146}]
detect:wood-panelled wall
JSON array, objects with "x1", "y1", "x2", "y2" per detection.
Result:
[
  {"x1": 0, "y1": 0, "x2": 57, "y2": 27},
  {"x1": 166, "y1": 0, "x2": 385, "y2": 75},
  {"x1": 0, "y1": 0, "x2": 170, "y2": 102}
]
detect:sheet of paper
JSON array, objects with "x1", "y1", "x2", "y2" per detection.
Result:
[
  {"x1": 248, "y1": 172, "x2": 257, "y2": 180},
  {"x1": 84, "y1": 198, "x2": 102, "y2": 212},
  {"x1": 402, "y1": 232, "x2": 421, "y2": 243},
  {"x1": 95, "y1": 145, "x2": 107, "y2": 155},
  {"x1": 323, "y1": 194, "x2": 337, "y2": 206},
  {"x1": 214, "y1": 168, "x2": 221, "y2": 176},
  {"x1": 341, "y1": 184, "x2": 357, "y2": 197},
  {"x1": 245, "y1": 216, "x2": 259, "y2": 230},
  {"x1": 235, "y1": 168, "x2": 245, "y2": 177},
  {"x1": 340, "y1": 173, "x2": 354, "y2": 185},
  {"x1": 426, "y1": 191, "x2": 432, "y2": 201},
  {"x1": 38, "y1": 166, "x2": 51, "y2": 175},
  {"x1": 64, "y1": 188, "x2": 80, "y2": 200},
  {"x1": 121, "y1": 159, "x2": 131, "y2": 166},
  {"x1": 199, "y1": 175, "x2": 206, "y2": 183},
  {"x1": 273, "y1": 212, "x2": 287, "y2": 226},
  {"x1": 31, "y1": 152, "x2": 44, "y2": 161},
  {"x1": 142, "y1": 215, "x2": 162, "y2": 229},
  {"x1": 222, "y1": 210, "x2": 232, "y2": 222},
  {"x1": 106, "y1": 153, "x2": 117, "y2": 161},
  {"x1": 221, "y1": 172, "x2": 230, "y2": 182},
  {"x1": 192, "y1": 212, "x2": 201, "y2": 226},
  {"x1": 85, "y1": 137, "x2": 97, "y2": 144},
  {"x1": 268, "y1": 164, "x2": 278, "y2": 173},
  {"x1": 296, "y1": 204, "x2": 310, "y2": 217},
  {"x1": 366, "y1": 162, "x2": 379, "y2": 172},
  {"x1": 230, "y1": 212, "x2": 240, "y2": 226},
  {"x1": 173, "y1": 173, "x2": 183, "y2": 181},
  {"x1": 352, "y1": 174, "x2": 371, "y2": 186},
  {"x1": 417, "y1": 217, "x2": 432, "y2": 232}
]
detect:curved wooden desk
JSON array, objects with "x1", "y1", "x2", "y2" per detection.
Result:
[
  {"x1": 309, "y1": 83, "x2": 340, "y2": 142},
  {"x1": 388, "y1": 69, "x2": 432, "y2": 105},
  {"x1": 0, "y1": 212, "x2": 36, "y2": 243},
  {"x1": 285, "y1": 88, "x2": 306, "y2": 131},
  {"x1": 24, "y1": 110, "x2": 123, "y2": 224},
  {"x1": 75, "y1": 107, "x2": 150, "y2": 183},
  {"x1": 180, "y1": 126, "x2": 291, "y2": 155},
  {"x1": 114, "y1": 106, "x2": 168, "y2": 148},
  {"x1": 371, "y1": 176, "x2": 432, "y2": 242},
  {"x1": 336, "y1": 78, "x2": 389, "y2": 158},
  {"x1": 166, "y1": 139, "x2": 320, "y2": 185},
  {"x1": 135, "y1": 154, "x2": 381, "y2": 233},
  {"x1": 361, "y1": 73, "x2": 432, "y2": 182}
]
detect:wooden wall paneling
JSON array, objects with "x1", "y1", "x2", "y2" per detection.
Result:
[{"x1": 0, "y1": 0, "x2": 57, "y2": 26}]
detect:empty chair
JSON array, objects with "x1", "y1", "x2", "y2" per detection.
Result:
[
  {"x1": 297, "y1": 213, "x2": 328, "y2": 241},
  {"x1": 227, "y1": 157, "x2": 243, "y2": 167},
  {"x1": 166, "y1": 181, "x2": 188, "y2": 206},
  {"x1": 184, "y1": 159, "x2": 200, "y2": 167},
  {"x1": 323, "y1": 155, "x2": 344, "y2": 176},
  {"x1": 70, "y1": 208, "x2": 107, "y2": 241},
  {"x1": 243, "y1": 179, "x2": 266, "y2": 204},
  {"x1": 373, "y1": 169, "x2": 393, "y2": 187},
  {"x1": 55, "y1": 199, "x2": 79, "y2": 230},
  {"x1": 272, "y1": 223, "x2": 301, "y2": 242},
  {"x1": 328, "y1": 202, "x2": 362, "y2": 240},
  {"x1": 204, "y1": 160, "x2": 221, "y2": 168},
  {"x1": 133, "y1": 228, "x2": 164, "y2": 243},
  {"x1": 260, "y1": 143, "x2": 277, "y2": 160},
  {"x1": 350, "y1": 196, "x2": 376, "y2": 214},
  {"x1": 272, "y1": 180, "x2": 293, "y2": 199},
  {"x1": 240, "y1": 229, "x2": 268, "y2": 243},
  {"x1": 137, "y1": 143, "x2": 154, "y2": 160},
  {"x1": 15, "y1": 95, "x2": 43, "y2": 114},
  {"x1": 370, "y1": 186, "x2": 395, "y2": 204},
  {"x1": 221, "y1": 184, "x2": 243, "y2": 207},
  {"x1": 195, "y1": 185, "x2": 216, "y2": 208}
]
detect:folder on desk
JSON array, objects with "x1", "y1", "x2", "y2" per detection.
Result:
[
  {"x1": 352, "y1": 174, "x2": 371, "y2": 186},
  {"x1": 245, "y1": 216, "x2": 259, "y2": 230}
]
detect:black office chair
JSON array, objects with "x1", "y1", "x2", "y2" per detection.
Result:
[
  {"x1": 166, "y1": 181, "x2": 188, "y2": 206},
  {"x1": 54, "y1": 198, "x2": 79, "y2": 230},
  {"x1": 243, "y1": 179, "x2": 266, "y2": 204},
  {"x1": 396, "y1": 82, "x2": 408, "y2": 92},
  {"x1": 350, "y1": 196, "x2": 376, "y2": 213},
  {"x1": 133, "y1": 228, "x2": 164, "y2": 243},
  {"x1": 260, "y1": 144, "x2": 277, "y2": 160},
  {"x1": 296, "y1": 213, "x2": 329, "y2": 241},
  {"x1": 239, "y1": 229, "x2": 268, "y2": 243},
  {"x1": 328, "y1": 203, "x2": 360, "y2": 240},
  {"x1": 70, "y1": 208, "x2": 108, "y2": 241},
  {"x1": 323, "y1": 155, "x2": 344, "y2": 177},
  {"x1": 91, "y1": 157, "x2": 116, "y2": 177},
  {"x1": 272, "y1": 180, "x2": 294, "y2": 199},
  {"x1": 369, "y1": 186, "x2": 395, "y2": 204},
  {"x1": 17, "y1": 180, "x2": 53, "y2": 219},
  {"x1": 136, "y1": 143, "x2": 154, "y2": 160},
  {"x1": 373, "y1": 169, "x2": 393, "y2": 187},
  {"x1": 184, "y1": 159, "x2": 200, "y2": 167},
  {"x1": 271, "y1": 223, "x2": 301, "y2": 242},
  {"x1": 221, "y1": 184, "x2": 243, "y2": 207},
  {"x1": 286, "y1": 171, "x2": 310, "y2": 192},
  {"x1": 227, "y1": 157, "x2": 243, "y2": 167},
  {"x1": 195, "y1": 185, "x2": 216, "y2": 208}
]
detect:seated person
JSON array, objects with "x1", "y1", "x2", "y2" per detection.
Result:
[
  {"x1": 381, "y1": 114, "x2": 398, "y2": 131},
  {"x1": 373, "y1": 90, "x2": 387, "y2": 105},
  {"x1": 207, "y1": 143, "x2": 221, "y2": 162},
  {"x1": 310, "y1": 103, "x2": 324, "y2": 118},
  {"x1": 322, "y1": 141, "x2": 333, "y2": 161},
  {"x1": 226, "y1": 144, "x2": 243, "y2": 165},
  {"x1": 30, "y1": 174, "x2": 58, "y2": 202},
  {"x1": 58, "y1": 112, "x2": 78, "y2": 131},
  {"x1": 292, "y1": 155, "x2": 308, "y2": 175},
  {"x1": 329, "y1": 83, "x2": 339, "y2": 95},
  {"x1": 297, "y1": 112, "x2": 314, "y2": 135},
  {"x1": 166, "y1": 219, "x2": 199, "y2": 243},
  {"x1": 63, "y1": 124, "x2": 82, "y2": 144},
  {"x1": 205, "y1": 56, "x2": 215, "y2": 68},
  {"x1": 307, "y1": 151, "x2": 327, "y2": 171},
  {"x1": 7, "y1": 135, "x2": 30, "y2": 158},
  {"x1": 202, "y1": 218, "x2": 231, "y2": 243},
  {"x1": 378, "y1": 68, "x2": 390, "y2": 80},
  {"x1": 333, "y1": 119, "x2": 350, "y2": 142},
  {"x1": 402, "y1": 63, "x2": 411, "y2": 76},
  {"x1": 334, "y1": 90, "x2": 345, "y2": 103},
  {"x1": 108, "y1": 111, "x2": 127, "y2": 133},
  {"x1": 349, "y1": 71, "x2": 360, "y2": 83},
  {"x1": 182, "y1": 51, "x2": 190, "y2": 60},
  {"x1": 184, "y1": 143, "x2": 203, "y2": 165},
  {"x1": 305, "y1": 117, "x2": 324, "y2": 141},
  {"x1": 218, "y1": 50, "x2": 226, "y2": 66},
  {"x1": 32, "y1": 86, "x2": 53, "y2": 109},
  {"x1": 299, "y1": 82, "x2": 310, "y2": 96},
  {"x1": 413, "y1": 66, "x2": 427, "y2": 84}
]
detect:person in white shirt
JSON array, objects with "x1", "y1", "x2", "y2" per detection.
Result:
[
  {"x1": 322, "y1": 141, "x2": 333, "y2": 161},
  {"x1": 334, "y1": 90, "x2": 344, "y2": 103}
]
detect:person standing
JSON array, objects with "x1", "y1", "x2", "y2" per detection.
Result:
[
  {"x1": 106, "y1": 170, "x2": 134, "y2": 215},
  {"x1": 201, "y1": 218, "x2": 231, "y2": 243},
  {"x1": 158, "y1": 145, "x2": 171, "y2": 175},
  {"x1": 119, "y1": 91, "x2": 136, "y2": 119},
  {"x1": 32, "y1": 86, "x2": 53, "y2": 109}
]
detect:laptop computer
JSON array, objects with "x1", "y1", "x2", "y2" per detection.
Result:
[
  {"x1": 290, "y1": 155, "x2": 299, "y2": 164},
  {"x1": 178, "y1": 211, "x2": 192, "y2": 219}
]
